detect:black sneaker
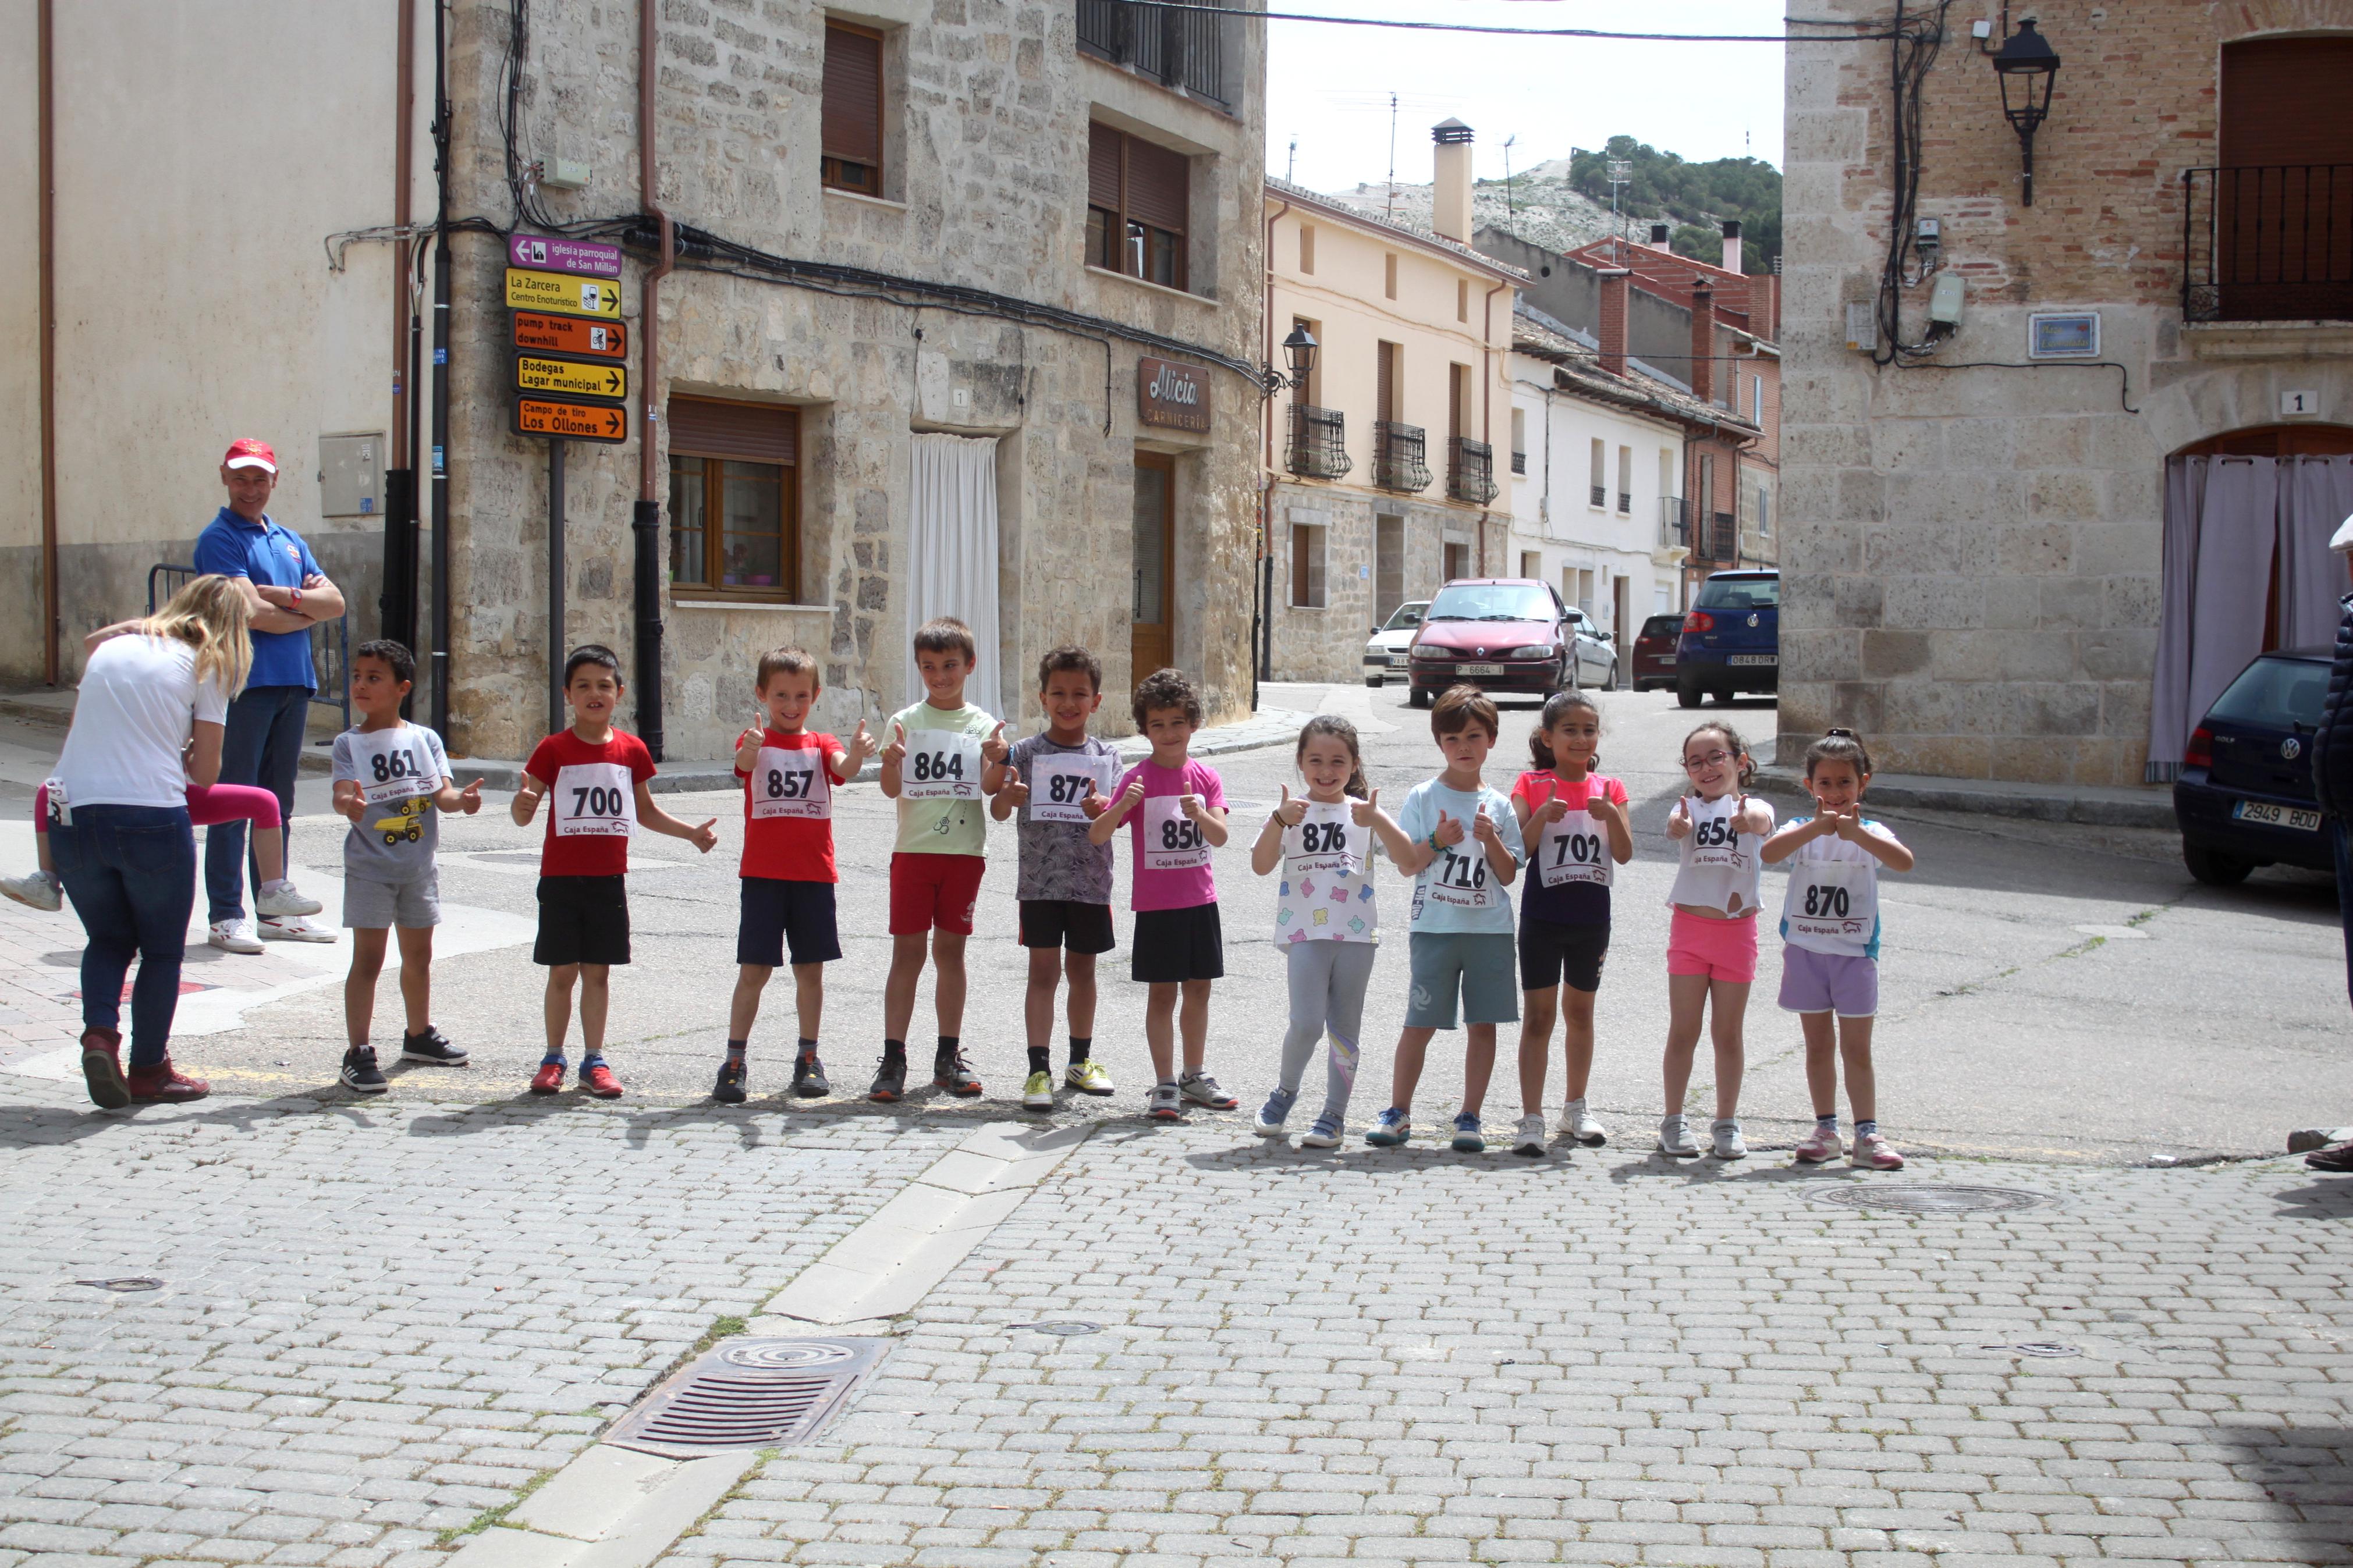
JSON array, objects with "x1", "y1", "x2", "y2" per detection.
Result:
[
  {"x1": 934, "y1": 1049, "x2": 983, "y2": 1097},
  {"x1": 868, "y1": 1052, "x2": 907, "y2": 1103},
  {"x1": 339, "y1": 1047, "x2": 388, "y2": 1095},
  {"x1": 792, "y1": 1050, "x2": 831, "y2": 1098},
  {"x1": 400, "y1": 1026, "x2": 469, "y2": 1066},
  {"x1": 712, "y1": 1058, "x2": 747, "y2": 1104}
]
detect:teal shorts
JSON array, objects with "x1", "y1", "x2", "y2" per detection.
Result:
[{"x1": 1405, "y1": 930, "x2": 1520, "y2": 1029}]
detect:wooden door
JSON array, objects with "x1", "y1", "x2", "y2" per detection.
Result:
[{"x1": 1131, "y1": 454, "x2": 1175, "y2": 678}]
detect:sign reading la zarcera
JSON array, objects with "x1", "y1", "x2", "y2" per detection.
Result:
[{"x1": 1137, "y1": 356, "x2": 1210, "y2": 433}]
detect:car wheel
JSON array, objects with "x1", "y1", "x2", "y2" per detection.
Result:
[
  {"x1": 1603, "y1": 658, "x2": 1620, "y2": 691},
  {"x1": 2182, "y1": 842, "x2": 2255, "y2": 887},
  {"x1": 1564, "y1": 656, "x2": 1581, "y2": 693},
  {"x1": 1676, "y1": 677, "x2": 1702, "y2": 709},
  {"x1": 1364, "y1": 675, "x2": 1382, "y2": 689},
  {"x1": 1408, "y1": 686, "x2": 1432, "y2": 710}
]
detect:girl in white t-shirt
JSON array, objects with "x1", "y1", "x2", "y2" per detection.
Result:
[
  {"x1": 1660, "y1": 720, "x2": 1775, "y2": 1161},
  {"x1": 1248, "y1": 717, "x2": 1398, "y2": 1147}
]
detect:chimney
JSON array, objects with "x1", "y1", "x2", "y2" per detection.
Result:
[
  {"x1": 1648, "y1": 222, "x2": 1671, "y2": 249},
  {"x1": 1690, "y1": 280, "x2": 1716, "y2": 405},
  {"x1": 1720, "y1": 219, "x2": 1742, "y2": 275},
  {"x1": 1431, "y1": 119, "x2": 1474, "y2": 243},
  {"x1": 1597, "y1": 268, "x2": 1631, "y2": 378}
]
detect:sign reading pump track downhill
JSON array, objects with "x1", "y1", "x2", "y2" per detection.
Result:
[{"x1": 513, "y1": 311, "x2": 627, "y2": 361}]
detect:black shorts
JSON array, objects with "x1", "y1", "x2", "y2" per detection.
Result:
[
  {"x1": 1520, "y1": 915, "x2": 1609, "y2": 993},
  {"x1": 1131, "y1": 902, "x2": 1223, "y2": 984},
  {"x1": 535, "y1": 875, "x2": 630, "y2": 968},
  {"x1": 738, "y1": 877, "x2": 843, "y2": 967},
  {"x1": 1018, "y1": 899, "x2": 1116, "y2": 954}
]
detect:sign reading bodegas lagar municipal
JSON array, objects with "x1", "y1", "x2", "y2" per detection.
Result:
[{"x1": 1137, "y1": 356, "x2": 1211, "y2": 432}]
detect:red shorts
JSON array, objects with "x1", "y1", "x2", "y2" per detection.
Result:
[
  {"x1": 1666, "y1": 908, "x2": 1759, "y2": 984},
  {"x1": 889, "y1": 852, "x2": 985, "y2": 936}
]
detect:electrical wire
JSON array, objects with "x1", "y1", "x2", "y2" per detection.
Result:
[
  {"x1": 1872, "y1": 0, "x2": 1955, "y2": 364},
  {"x1": 1894, "y1": 360, "x2": 2140, "y2": 414},
  {"x1": 1121, "y1": 1, "x2": 1900, "y2": 42}
]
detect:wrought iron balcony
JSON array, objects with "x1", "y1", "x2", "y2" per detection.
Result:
[
  {"x1": 1658, "y1": 495, "x2": 1687, "y2": 550},
  {"x1": 1077, "y1": 0, "x2": 1229, "y2": 110},
  {"x1": 2182, "y1": 163, "x2": 2353, "y2": 322},
  {"x1": 1373, "y1": 422, "x2": 1432, "y2": 493},
  {"x1": 1447, "y1": 438, "x2": 1499, "y2": 505},
  {"x1": 1286, "y1": 404, "x2": 1353, "y2": 480}
]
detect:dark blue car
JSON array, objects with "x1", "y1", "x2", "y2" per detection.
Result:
[
  {"x1": 1676, "y1": 569, "x2": 1779, "y2": 707},
  {"x1": 2172, "y1": 646, "x2": 2335, "y2": 885}
]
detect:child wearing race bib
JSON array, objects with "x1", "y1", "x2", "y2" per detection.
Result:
[
  {"x1": 1507, "y1": 690, "x2": 1632, "y2": 1157},
  {"x1": 992, "y1": 645, "x2": 1121, "y2": 1111},
  {"x1": 1660, "y1": 720, "x2": 1776, "y2": 1160},
  {"x1": 328, "y1": 640, "x2": 481, "y2": 1093},
  {"x1": 1365, "y1": 684, "x2": 1525, "y2": 1153},
  {"x1": 714, "y1": 646, "x2": 876, "y2": 1107},
  {"x1": 1760, "y1": 728, "x2": 1915, "y2": 1171},
  {"x1": 512, "y1": 645, "x2": 720, "y2": 1099},
  {"x1": 1248, "y1": 716, "x2": 1398, "y2": 1147},
  {"x1": 1089, "y1": 667, "x2": 1235, "y2": 1121},
  {"x1": 874, "y1": 616, "x2": 1009, "y2": 1103}
]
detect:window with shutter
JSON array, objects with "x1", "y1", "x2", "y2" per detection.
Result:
[
  {"x1": 667, "y1": 399, "x2": 802, "y2": 602},
  {"x1": 1374, "y1": 341, "x2": 1397, "y2": 426},
  {"x1": 821, "y1": 22, "x2": 884, "y2": 196},
  {"x1": 1084, "y1": 123, "x2": 1190, "y2": 289}
]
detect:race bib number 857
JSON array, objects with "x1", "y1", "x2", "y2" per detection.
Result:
[{"x1": 751, "y1": 746, "x2": 831, "y2": 820}]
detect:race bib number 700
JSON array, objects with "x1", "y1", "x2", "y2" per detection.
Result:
[{"x1": 553, "y1": 762, "x2": 636, "y2": 837}]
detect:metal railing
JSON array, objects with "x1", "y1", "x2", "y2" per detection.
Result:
[
  {"x1": 1616, "y1": 491, "x2": 1632, "y2": 514},
  {"x1": 1077, "y1": 0, "x2": 1229, "y2": 110},
  {"x1": 148, "y1": 563, "x2": 351, "y2": 731},
  {"x1": 2182, "y1": 163, "x2": 2353, "y2": 322},
  {"x1": 1589, "y1": 483, "x2": 1607, "y2": 508},
  {"x1": 1447, "y1": 438, "x2": 1499, "y2": 505},
  {"x1": 1509, "y1": 450, "x2": 1527, "y2": 475},
  {"x1": 1657, "y1": 496, "x2": 1687, "y2": 550},
  {"x1": 1286, "y1": 403, "x2": 1353, "y2": 480},
  {"x1": 1373, "y1": 422, "x2": 1432, "y2": 492}
]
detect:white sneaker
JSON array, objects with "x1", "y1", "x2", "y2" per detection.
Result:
[
  {"x1": 1, "y1": 870, "x2": 62, "y2": 912},
  {"x1": 254, "y1": 881, "x2": 324, "y2": 919},
  {"x1": 259, "y1": 915, "x2": 336, "y2": 944},
  {"x1": 209, "y1": 918, "x2": 264, "y2": 955},
  {"x1": 1558, "y1": 1098, "x2": 1609, "y2": 1147},
  {"x1": 1511, "y1": 1113, "x2": 1548, "y2": 1157},
  {"x1": 1711, "y1": 1118, "x2": 1748, "y2": 1160},
  {"x1": 1658, "y1": 1114, "x2": 1699, "y2": 1158}
]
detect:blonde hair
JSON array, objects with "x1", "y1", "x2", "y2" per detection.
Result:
[{"x1": 139, "y1": 574, "x2": 253, "y2": 698}]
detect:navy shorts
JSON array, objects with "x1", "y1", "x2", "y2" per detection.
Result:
[
  {"x1": 535, "y1": 876, "x2": 630, "y2": 968},
  {"x1": 737, "y1": 877, "x2": 843, "y2": 967}
]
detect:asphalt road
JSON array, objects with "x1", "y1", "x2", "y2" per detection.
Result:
[{"x1": 103, "y1": 680, "x2": 2353, "y2": 1163}]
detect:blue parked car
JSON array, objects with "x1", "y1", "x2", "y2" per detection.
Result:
[
  {"x1": 2171, "y1": 646, "x2": 2334, "y2": 886},
  {"x1": 1676, "y1": 569, "x2": 1779, "y2": 707}
]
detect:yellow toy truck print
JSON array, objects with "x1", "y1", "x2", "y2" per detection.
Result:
[{"x1": 371, "y1": 795, "x2": 430, "y2": 847}]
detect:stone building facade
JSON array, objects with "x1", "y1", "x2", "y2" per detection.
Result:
[
  {"x1": 1781, "y1": 0, "x2": 2353, "y2": 785},
  {"x1": 2, "y1": 0, "x2": 1265, "y2": 758}
]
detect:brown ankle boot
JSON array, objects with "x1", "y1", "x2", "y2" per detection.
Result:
[
  {"x1": 80, "y1": 1027, "x2": 129, "y2": 1109},
  {"x1": 126, "y1": 1057, "x2": 209, "y2": 1103}
]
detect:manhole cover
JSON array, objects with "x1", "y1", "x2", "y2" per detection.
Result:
[
  {"x1": 74, "y1": 1277, "x2": 162, "y2": 1292},
  {"x1": 1981, "y1": 1342, "x2": 2079, "y2": 1358},
  {"x1": 605, "y1": 1336, "x2": 884, "y2": 1457},
  {"x1": 1813, "y1": 1184, "x2": 2049, "y2": 1214},
  {"x1": 1011, "y1": 1321, "x2": 1101, "y2": 1336}
]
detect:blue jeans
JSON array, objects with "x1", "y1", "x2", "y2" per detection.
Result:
[
  {"x1": 206, "y1": 684, "x2": 310, "y2": 923},
  {"x1": 51, "y1": 805, "x2": 197, "y2": 1068}
]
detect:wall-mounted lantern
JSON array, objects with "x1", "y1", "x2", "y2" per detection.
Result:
[{"x1": 1992, "y1": 19, "x2": 2061, "y2": 206}]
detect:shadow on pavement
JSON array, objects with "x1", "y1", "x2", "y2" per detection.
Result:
[
  {"x1": 0, "y1": 1087, "x2": 393, "y2": 1148},
  {"x1": 2272, "y1": 1176, "x2": 2353, "y2": 1220},
  {"x1": 2210, "y1": 1425, "x2": 2353, "y2": 1563}
]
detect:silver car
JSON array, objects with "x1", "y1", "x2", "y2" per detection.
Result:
[{"x1": 1362, "y1": 600, "x2": 1429, "y2": 687}]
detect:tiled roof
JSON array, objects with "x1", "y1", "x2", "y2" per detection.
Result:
[
  {"x1": 1510, "y1": 304, "x2": 1759, "y2": 436},
  {"x1": 1266, "y1": 177, "x2": 1528, "y2": 282}
]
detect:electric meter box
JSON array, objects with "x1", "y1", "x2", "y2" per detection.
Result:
[{"x1": 318, "y1": 433, "x2": 384, "y2": 518}]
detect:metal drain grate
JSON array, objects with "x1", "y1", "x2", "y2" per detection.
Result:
[
  {"x1": 605, "y1": 1336, "x2": 886, "y2": 1457},
  {"x1": 1813, "y1": 1184, "x2": 2050, "y2": 1214}
]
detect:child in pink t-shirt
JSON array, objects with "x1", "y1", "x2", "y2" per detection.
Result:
[{"x1": 1089, "y1": 668, "x2": 1236, "y2": 1121}]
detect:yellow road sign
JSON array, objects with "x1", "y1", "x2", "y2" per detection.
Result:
[
  {"x1": 515, "y1": 355, "x2": 628, "y2": 401},
  {"x1": 504, "y1": 267, "x2": 622, "y2": 319},
  {"x1": 514, "y1": 397, "x2": 629, "y2": 445}
]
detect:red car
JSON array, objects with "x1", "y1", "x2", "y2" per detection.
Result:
[
  {"x1": 1631, "y1": 613, "x2": 1685, "y2": 692},
  {"x1": 1405, "y1": 578, "x2": 1575, "y2": 708}
]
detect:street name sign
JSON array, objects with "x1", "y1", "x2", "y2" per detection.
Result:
[
  {"x1": 512, "y1": 311, "x2": 627, "y2": 360},
  {"x1": 514, "y1": 397, "x2": 629, "y2": 444},
  {"x1": 504, "y1": 267, "x2": 622, "y2": 319},
  {"x1": 516, "y1": 355, "x2": 628, "y2": 401},
  {"x1": 507, "y1": 233, "x2": 624, "y2": 279}
]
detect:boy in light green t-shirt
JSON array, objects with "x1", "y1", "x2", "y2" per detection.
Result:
[{"x1": 872, "y1": 616, "x2": 1007, "y2": 1102}]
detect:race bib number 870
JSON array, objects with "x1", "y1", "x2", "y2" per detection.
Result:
[{"x1": 553, "y1": 762, "x2": 636, "y2": 837}]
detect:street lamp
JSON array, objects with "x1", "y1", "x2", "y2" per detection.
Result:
[
  {"x1": 1260, "y1": 324, "x2": 1319, "y2": 397},
  {"x1": 1992, "y1": 18, "x2": 2060, "y2": 206}
]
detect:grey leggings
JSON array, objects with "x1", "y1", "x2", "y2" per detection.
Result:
[{"x1": 1280, "y1": 940, "x2": 1377, "y2": 1119}]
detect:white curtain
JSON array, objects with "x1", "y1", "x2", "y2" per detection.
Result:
[
  {"x1": 2280, "y1": 456, "x2": 2353, "y2": 650},
  {"x1": 2146, "y1": 457, "x2": 2206, "y2": 783},
  {"x1": 906, "y1": 433, "x2": 1004, "y2": 720}
]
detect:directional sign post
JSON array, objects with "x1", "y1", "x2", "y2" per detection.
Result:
[
  {"x1": 507, "y1": 233, "x2": 624, "y2": 279},
  {"x1": 516, "y1": 355, "x2": 628, "y2": 401},
  {"x1": 512, "y1": 311, "x2": 627, "y2": 360},
  {"x1": 505, "y1": 267, "x2": 622, "y2": 318},
  {"x1": 514, "y1": 398, "x2": 629, "y2": 444}
]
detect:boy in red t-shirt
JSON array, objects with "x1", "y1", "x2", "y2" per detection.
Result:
[
  {"x1": 512, "y1": 645, "x2": 719, "y2": 1098},
  {"x1": 716, "y1": 646, "x2": 875, "y2": 1104}
]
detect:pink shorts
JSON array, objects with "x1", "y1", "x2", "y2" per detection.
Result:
[{"x1": 1666, "y1": 908, "x2": 1759, "y2": 984}]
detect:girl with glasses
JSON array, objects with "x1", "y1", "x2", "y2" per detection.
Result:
[{"x1": 1659, "y1": 721, "x2": 1775, "y2": 1160}]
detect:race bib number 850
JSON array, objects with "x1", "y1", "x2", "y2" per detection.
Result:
[{"x1": 1142, "y1": 795, "x2": 1211, "y2": 872}]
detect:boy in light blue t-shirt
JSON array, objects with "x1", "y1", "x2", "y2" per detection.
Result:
[{"x1": 1362, "y1": 685, "x2": 1524, "y2": 1153}]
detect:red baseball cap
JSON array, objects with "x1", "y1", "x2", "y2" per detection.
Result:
[{"x1": 223, "y1": 439, "x2": 278, "y2": 474}]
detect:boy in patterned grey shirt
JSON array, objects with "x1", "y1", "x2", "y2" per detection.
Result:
[{"x1": 991, "y1": 645, "x2": 1120, "y2": 1110}]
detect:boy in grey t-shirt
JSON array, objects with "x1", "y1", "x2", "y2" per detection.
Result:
[
  {"x1": 327, "y1": 640, "x2": 482, "y2": 1094},
  {"x1": 989, "y1": 646, "x2": 1120, "y2": 1109}
]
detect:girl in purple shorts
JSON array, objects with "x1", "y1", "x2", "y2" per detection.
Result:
[{"x1": 1761, "y1": 729, "x2": 1917, "y2": 1171}]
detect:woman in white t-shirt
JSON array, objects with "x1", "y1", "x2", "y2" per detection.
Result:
[{"x1": 51, "y1": 575, "x2": 251, "y2": 1108}]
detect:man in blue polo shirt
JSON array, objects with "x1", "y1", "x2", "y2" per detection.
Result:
[{"x1": 194, "y1": 438, "x2": 349, "y2": 952}]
